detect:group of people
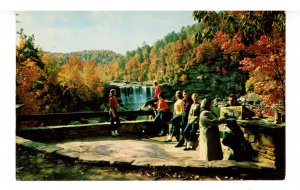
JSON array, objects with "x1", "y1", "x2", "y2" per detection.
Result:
[
  {"x1": 108, "y1": 81, "x2": 162, "y2": 137},
  {"x1": 108, "y1": 81, "x2": 254, "y2": 161},
  {"x1": 155, "y1": 89, "x2": 226, "y2": 161}
]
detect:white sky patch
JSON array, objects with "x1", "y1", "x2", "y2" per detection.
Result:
[{"x1": 16, "y1": 11, "x2": 196, "y2": 54}]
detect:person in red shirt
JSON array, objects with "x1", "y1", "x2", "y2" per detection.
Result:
[
  {"x1": 139, "y1": 81, "x2": 162, "y2": 110},
  {"x1": 109, "y1": 89, "x2": 120, "y2": 136},
  {"x1": 152, "y1": 93, "x2": 169, "y2": 136}
]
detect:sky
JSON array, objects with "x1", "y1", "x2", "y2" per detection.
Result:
[
  {"x1": 2, "y1": 5, "x2": 300, "y2": 189},
  {"x1": 16, "y1": 11, "x2": 196, "y2": 55}
]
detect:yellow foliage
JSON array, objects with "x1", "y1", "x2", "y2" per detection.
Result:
[
  {"x1": 180, "y1": 74, "x2": 188, "y2": 84},
  {"x1": 245, "y1": 76, "x2": 257, "y2": 92}
]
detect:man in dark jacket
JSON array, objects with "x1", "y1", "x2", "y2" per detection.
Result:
[{"x1": 222, "y1": 94, "x2": 255, "y2": 161}]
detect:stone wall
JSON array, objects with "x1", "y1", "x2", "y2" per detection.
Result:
[
  {"x1": 17, "y1": 120, "x2": 153, "y2": 143},
  {"x1": 17, "y1": 117, "x2": 285, "y2": 171},
  {"x1": 237, "y1": 120, "x2": 285, "y2": 170}
]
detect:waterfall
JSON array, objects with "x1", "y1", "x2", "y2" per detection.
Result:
[{"x1": 119, "y1": 85, "x2": 154, "y2": 110}]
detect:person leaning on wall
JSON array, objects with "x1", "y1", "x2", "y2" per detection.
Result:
[
  {"x1": 222, "y1": 94, "x2": 255, "y2": 161},
  {"x1": 108, "y1": 89, "x2": 120, "y2": 136}
]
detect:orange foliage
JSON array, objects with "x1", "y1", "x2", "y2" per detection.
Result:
[
  {"x1": 203, "y1": 12, "x2": 286, "y2": 108},
  {"x1": 57, "y1": 54, "x2": 104, "y2": 102},
  {"x1": 16, "y1": 32, "x2": 49, "y2": 115},
  {"x1": 240, "y1": 32, "x2": 285, "y2": 106}
]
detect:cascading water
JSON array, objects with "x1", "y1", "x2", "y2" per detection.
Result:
[{"x1": 119, "y1": 85, "x2": 154, "y2": 110}]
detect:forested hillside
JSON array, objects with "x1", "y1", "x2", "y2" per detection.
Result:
[
  {"x1": 47, "y1": 50, "x2": 122, "y2": 65},
  {"x1": 16, "y1": 11, "x2": 285, "y2": 119}
]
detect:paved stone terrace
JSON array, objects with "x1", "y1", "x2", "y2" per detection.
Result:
[{"x1": 16, "y1": 135, "x2": 275, "y2": 175}]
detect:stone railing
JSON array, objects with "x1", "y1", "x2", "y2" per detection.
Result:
[
  {"x1": 237, "y1": 119, "x2": 285, "y2": 170},
  {"x1": 17, "y1": 110, "x2": 155, "y2": 128},
  {"x1": 16, "y1": 120, "x2": 153, "y2": 142},
  {"x1": 16, "y1": 110, "x2": 156, "y2": 142},
  {"x1": 16, "y1": 108, "x2": 285, "y2": 171}
]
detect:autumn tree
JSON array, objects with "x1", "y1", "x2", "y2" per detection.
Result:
[
  {"x1": 147, "y1": 48, "x2": 160, "y2": 80},
  {"x1": 16, "y1": 29, "x2": 49, "y2": 115},
  {"x1": 100, "y1": 59, "x2": 122, "y2": 82},
  {"x1": 193, "y1": 11, "x2": 285, "y2": 110},
  {"x1": 57, "y1": 54, "x2": 104, "y2": 111},
  {"x1": 41, "y1": 53, "x2": 66, "y2": 112}
]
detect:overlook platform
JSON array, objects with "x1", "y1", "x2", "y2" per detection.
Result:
[
  {"x1": 16, "y1": 110, "x2": 285, "y2": 180},
  {"x1": 16, "y1": 134, "x2": 282, "y2": 180}
]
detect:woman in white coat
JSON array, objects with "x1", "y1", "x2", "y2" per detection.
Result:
[{"x1": 199, "y1": 98, "x2": 226, "y2": 161}]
